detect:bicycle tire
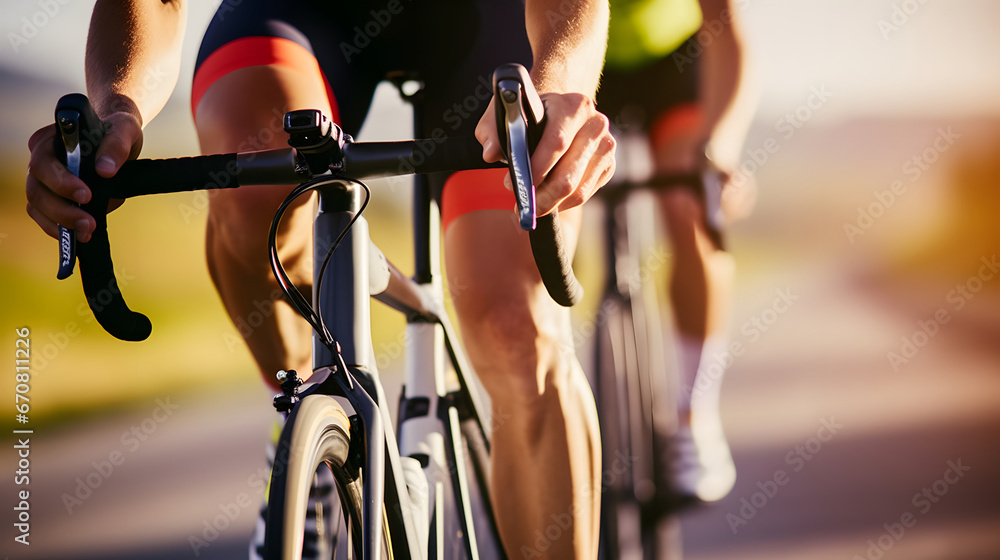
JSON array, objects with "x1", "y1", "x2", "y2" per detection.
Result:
[
  {"x1": 594, "y1": 293, "x2": 644, "y2": 560},
  {"x1": 264, "y1": 394, "x2": 391, "y2": 559},
  {"x1": 593, "y1": 197, "x2": 685, "y2": 560}
]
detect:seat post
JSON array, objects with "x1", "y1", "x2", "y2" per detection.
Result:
[{"x1": 390, "y1": 76, "x2": 438, "y2": 288}]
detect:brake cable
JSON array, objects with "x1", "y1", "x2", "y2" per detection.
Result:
[{"x1": 266, "y1": 174, "x2": 372, "y2": 354}]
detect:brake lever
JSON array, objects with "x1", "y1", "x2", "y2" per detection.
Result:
[
  {"x1": 497, "y1": 80, "x2": 537, "y2": 230},
  {"x1": 493, "y1": 66, "x2": 545, "y2": 231},
  {"x1": 55, "y1": 110, "x2": 83, "y2": 279},
  {"x1": 492, "y1": 63, "x2": 583, "y2": 307}
]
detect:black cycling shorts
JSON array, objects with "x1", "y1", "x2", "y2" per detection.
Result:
[
  {"x1": 596, "y1": 37, "x2": 701, "y2": 146},
  {"x1": 192, "y1": 0, "x2": 533, "y2": 230}
]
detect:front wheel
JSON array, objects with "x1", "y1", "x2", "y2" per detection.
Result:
[{"x1": 264, "y1": 394, "x2": 390, "y2": 559}]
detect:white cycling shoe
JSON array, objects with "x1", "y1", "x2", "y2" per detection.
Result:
[{"x1": 668, "y1": 414, "x2": 736, "y2": 503}]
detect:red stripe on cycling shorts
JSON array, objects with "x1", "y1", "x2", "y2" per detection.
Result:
[
  {"x1": 191, "y1": 36, "x2": 340, "y2": 125},
  {"x1": 442, "y1": 168, "x2": 514, "y2": 233},
  {"x1": 650, "y1": 102, "x2": 702, "y2": 151}
]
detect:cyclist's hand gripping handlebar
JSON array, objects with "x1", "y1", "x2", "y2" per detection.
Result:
[
  {"x1": 53, "y1": 94, "x2": 152, "y2": 342},
  {"x1": 50, "y1": 64, "x2": 581, "y2": 342},
  {"x1": 493, "y1": 64, "x2": 584, "y2": 307}
]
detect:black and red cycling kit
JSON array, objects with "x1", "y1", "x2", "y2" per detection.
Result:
[{"x1": 192, "y1": 0, "x2": 530, "y2": 230}]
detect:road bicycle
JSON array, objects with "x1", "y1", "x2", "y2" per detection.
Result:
[
  {"x1": 589, "y1": 128, "x2": 727, "y2": 560},
  {"x1": 51, "y1": 63, "x2": 581, "y2": 560}
]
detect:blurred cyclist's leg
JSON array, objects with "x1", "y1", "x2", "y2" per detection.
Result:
[
  {"x1": 650, "y1": 105, "x2": 737, "y2": 503},
  {"x1": 652, "y1": 0, "x2": 756, "y2": 502}
]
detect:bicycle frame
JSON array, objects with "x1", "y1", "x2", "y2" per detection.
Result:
[
  {"x1": 274, "y1": 87, "x2": 504, "y2": 559},
  {"x1": 396, "y1": 88, "x2": 504, "y2": 560},
  {"x1": 268, "y1": 171, "x2": 503, "y2": 560}
]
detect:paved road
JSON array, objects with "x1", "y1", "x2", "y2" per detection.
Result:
[
  {"x1": 680, "y1": 261, "x2": 1000, "y2": 560},
  {"x1": 4, "y1": 258, "x2": 998, "y2": 560},
  {"x1": 5, "y1": 118, "x2": 1000, "y2": 559}
]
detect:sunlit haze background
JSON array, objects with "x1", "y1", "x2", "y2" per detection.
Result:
[{"x1": 2, "y1": 1, "x2": 999, "y2": 559}]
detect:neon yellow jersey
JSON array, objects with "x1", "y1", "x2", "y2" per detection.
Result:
[{"x1": 606, "y1": 0, "x2": 703, "y2": 71}]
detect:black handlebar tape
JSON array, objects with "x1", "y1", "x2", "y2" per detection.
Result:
[
  {"x1": 55, "y1": 93, "x2": 152, "y2": 342},
  {"x1": 530, "y1": 213, "x2": 584, "y2": 306},
  {"x1": 493, "y1": 63, "x2": 584, "y2": 307},
  {"x1": 106, "y1": 153, "x2": 242, "y2": 198},
  {"x1": 108, "y1": 149, "x2": 304, "y2": 197},
  {"x1": 411, "y1": 136, "x2": 501, "y2": 174},
  {"x1": 342, "y1": 137, "x2": 503, "y2": 178}
]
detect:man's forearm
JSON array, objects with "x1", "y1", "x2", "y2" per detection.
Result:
[
  {"x1": 524, "y1": 0, "x2": 609, "y2": 96},
  {"x1": 699, "y1": 0, "x2": 756, "y2": 168},
  {"x1": 85, "y1": 0, "x2": 187, "y2": 124}
]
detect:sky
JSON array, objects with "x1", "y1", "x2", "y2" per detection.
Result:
[
  {"x1": 2, "y1": 0, "x2": 1000, "y2": 156},
  {"x1": 738, "y1": 0, "x2": 1000, "y2": 121}
]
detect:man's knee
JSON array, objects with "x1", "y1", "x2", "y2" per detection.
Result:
[
  {"x1": 660, "y1": 188, "x2": 701, "y2": 220},
  {"x1": 660, "y1": 189, "x2": 702, "y2": 240},
  {"x1": 460, "y1": 296, "x2": 570, "y2": 403}
]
